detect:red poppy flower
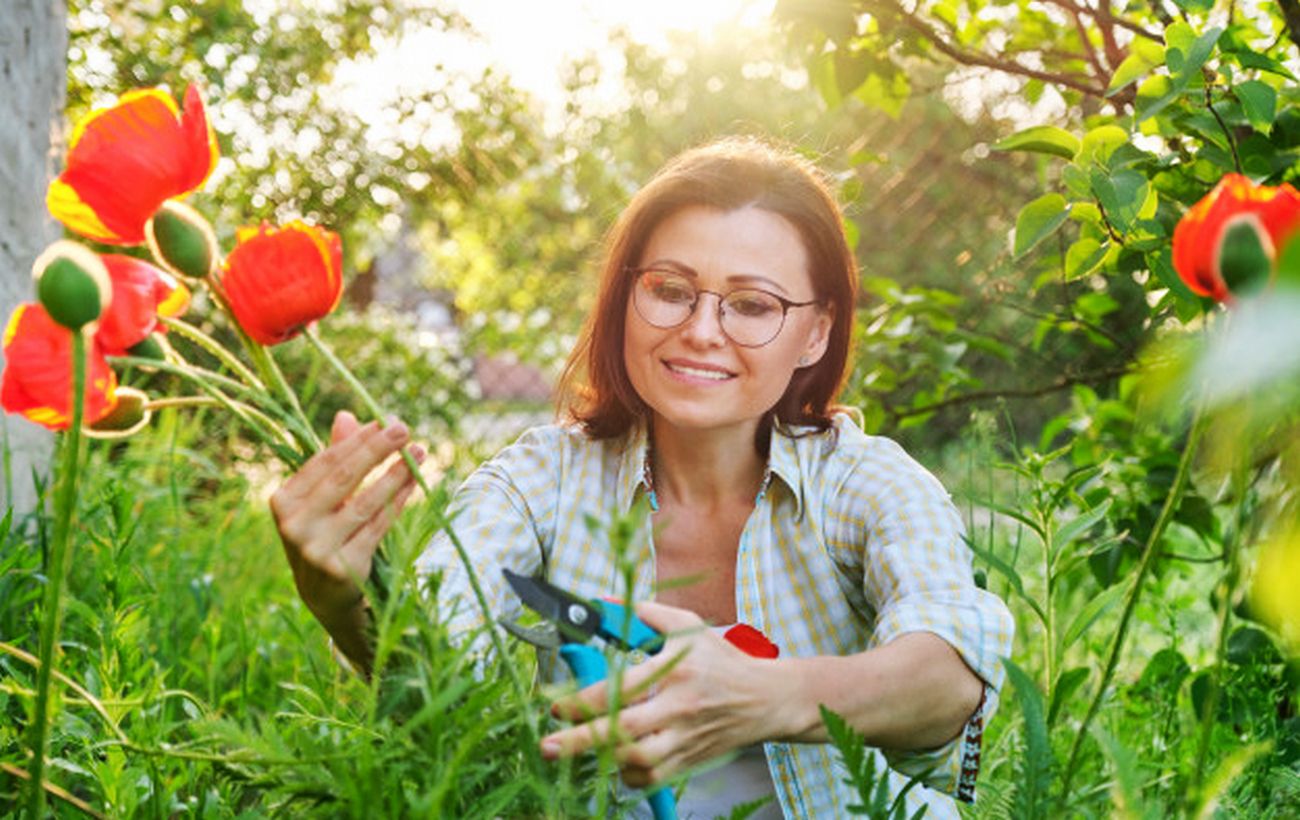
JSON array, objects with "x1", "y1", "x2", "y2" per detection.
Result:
[
  {"x1": 46, "y1": 85, "x2": 218, "y2": 246},
  {"x1": 1, "y1": 304, "x2": 117, "y2": 430},
  {"x1": 219, "y1": 221, "x2": 344, "y2": 345},
  {"x1": 96, "y1": 255, "x2": 190, "y2": 354},
  {"x1": 724, "y1": 623, "x2": 780, "y2": 658},
  {"x1": 1172, "y1": 174, "x2": 1300, "y2": 302}
]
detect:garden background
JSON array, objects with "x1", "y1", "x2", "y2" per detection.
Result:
[{"x1": 2, "y1": 0, "x2": 1299, "y2": 816}]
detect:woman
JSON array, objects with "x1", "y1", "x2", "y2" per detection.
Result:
[{"x1": 272, "y1": 138, "x2": 1013, "y2": 818}]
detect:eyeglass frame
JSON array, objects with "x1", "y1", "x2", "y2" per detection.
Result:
[{"x1": 626, "y1": 265, "x2": 824, "y2": 349}]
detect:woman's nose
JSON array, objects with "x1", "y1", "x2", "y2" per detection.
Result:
[{"x1": 680, "y1": 292, "x2": 728, "y2": 346}]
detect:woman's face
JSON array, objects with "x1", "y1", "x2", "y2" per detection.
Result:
[{"x1": 623, "y1": 204, "x2": 832, "y2": 440}]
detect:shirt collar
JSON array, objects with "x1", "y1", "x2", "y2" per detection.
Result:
[
  {"x1": 765, "y1": 422, "x2": 805, "y2": 518},
  {"x1": 616, "y1": 420, "x2": 653, "y2": 514}
]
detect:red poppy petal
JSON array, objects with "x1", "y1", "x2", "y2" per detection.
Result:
[
  {"x1": 2, "y1": 304, "x2": 116, "y2": 429},
  {"x1": 96, "y1": 255, "x2": 178, "y2": 353}
]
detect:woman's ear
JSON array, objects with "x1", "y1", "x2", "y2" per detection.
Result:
[{"x1": 798, "y1": 304, "x2": 834, "y2": 368}]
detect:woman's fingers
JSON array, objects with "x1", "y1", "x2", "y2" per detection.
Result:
[
  {"x1": 330, "y1": 409, "x2": 360, "y2": 444},
  {"x1": 274, "y1": 420, "x2": 410, "y2": 526}
]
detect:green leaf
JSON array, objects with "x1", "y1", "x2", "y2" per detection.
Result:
[
  {"x1": 1054, "y1": 499, "x2": 1113, "y2": 552},
  {"x1": 1172, "y1": 0, "x2": 1214, "y2": 11},
  {"x1": 1165, "y1": 21, "x2": 1196, "y2": 55},
  {"x1": 993, "y1": 125, "x2": 1079, "y2": 160},
  {"x1": 1147, "y1": 247, "x2": 1202, "y2": 303},
  {"x1": 1014, "y1": 194, "x2": 1070, "y2": 258},
  {"x1": 1004, "y1": 659, "x2": 1053, "y2": 820},
  {"x1": 1091, "y1": 169, "x2": 1148, "y2": 234},
  {"x1": 1075, "y1": 125, "x2": 1129, "y2": 168},
  {"x1": 1236, "y1": 80, "x2": 1276, "y2": 135},
  {"x1": 1065, "y1": 238, "x2": 1107, "y2": 280},
  {"x1": 1106, "y1": 45, "x2": 1164, "y2": 95},
  {"x1": 1135, "y1": 74, "x2": 1180, "y2": 122},
  {"x1": 966, "y1": 538, "x2": 1049, "y2": 626},
  {"x1": 1231, "y1": 49, "x2": 1298, "y2": 81},
  {"x1": 1176, "y1": 26, "x2": 1223, "y2": 85},
  {"x1": 1060, "y1": 582, "x2": 1125, "y2": 654},
  {"x1": 1226, "y1": 626, "x2": 1282, "y2": 666},
  {"x1": 1048, "y1": 667, "x2": 1089, "y2": 726}
]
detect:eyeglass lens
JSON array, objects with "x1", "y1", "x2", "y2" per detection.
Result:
[{"x1": 633, "y1": 269, "x2": 788, "y2": 347}]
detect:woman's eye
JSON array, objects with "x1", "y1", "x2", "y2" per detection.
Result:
[
  {"x1": 653, "y1": 281, "x2": 696, "y2": 303},
  {"x1": 728, "y1": 294, "x2": 777, "y2": 317}
]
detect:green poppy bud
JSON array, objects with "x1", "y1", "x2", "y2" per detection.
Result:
[
  {"x1": 146, "y1": 200, "x2": 218, "y2": 281},
  {"x1": 84, "y1": 386, "x2": 152, "y2": 439},
  {"x1": 31, "y1": 241, "x2": 112, "y2": 331},
  {"x1": 1217, "y1": 218, "x2": 1272, "y2": 298}
]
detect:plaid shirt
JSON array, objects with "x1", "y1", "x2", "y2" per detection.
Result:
[{"x1": 418, "y1": 414, "x2": 1014, "y2": 819}]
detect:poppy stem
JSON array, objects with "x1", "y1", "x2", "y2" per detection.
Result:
[
  {"x1": 1059, "y1": 398, "x2": 1208, "y2": 805},
  {"x1": 159, "y1": 316, "x2": 265, "y2": 390},
  {"x1": 299, "y1": 326, "x2": 540, "y2": 747},
  {"x1": 27, "y1": 330, "x2": 89, "y2": 817},
  {"x1": 203, "y1": 273, "x2": 321, "y2": 453}
]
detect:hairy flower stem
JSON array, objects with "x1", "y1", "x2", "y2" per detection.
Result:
[
  {"x1": 1060, "y1": 402, "x2": 1208, "y2": 804},
  {"x1": 301, "y1": 328, "x2": 539, "y2": 743},
  {"x1": 1189, "y1": 461, "x2": 1251, "y2": 802},
  {"x1": 26, "y1": 331, "x2": 89, "y2": 816},
  {"x1": 204, "y1": 273, "x2": 321, "y2": 453}
]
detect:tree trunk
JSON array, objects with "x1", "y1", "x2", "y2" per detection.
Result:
[{"x1": 0, "y1": 0, "x2": 66, "y2": 516}]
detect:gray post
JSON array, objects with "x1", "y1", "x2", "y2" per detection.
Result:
[{"x1": 1, "y1": 0, "x2": 66, "y2": 516}]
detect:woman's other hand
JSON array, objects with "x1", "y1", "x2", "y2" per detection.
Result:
[
  {"x1": 270, "y1": 410, "x2": 425, "y2": 668},
  {"x1": 541, "y1": 601, "x2": 776, "y2": 788}
]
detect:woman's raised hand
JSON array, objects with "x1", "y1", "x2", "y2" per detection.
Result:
[{"x1": 270, "y1": 410, "x2": 425, "y2": 664}]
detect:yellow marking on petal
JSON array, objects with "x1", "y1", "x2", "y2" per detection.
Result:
[
  {"x1": 157, "y1": 280, "x2": 192, "y2": 317},
  {"x1": 46, "y1": 179, "x2": 121, "y2": 243},
  {"x1": 235, "y1": 225, "x2": 264, "y2": 244},
  {"x1": 3, "y1": 304, "x2": 30, "y2": 348},
  {"x1": 26, "y1": 406, "x2": 68, "y2": 428}
]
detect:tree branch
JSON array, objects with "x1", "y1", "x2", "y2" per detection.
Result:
[
  {"x1": 871, "y1": 0, "x2": 1108, "y2": 97},
  {"x1": 889, "y1": 364, "x2": 1134, "y2": 421},
  {"x1": 1280, "y1": 0, "x2": 1300, "y2": 53}
]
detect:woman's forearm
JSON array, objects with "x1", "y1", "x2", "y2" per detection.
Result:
[
  {"x1": 313, "y1": 595, "x2": 375, "y2": 677},
  {"x1": 766, "y1": 632, "x2": 984, "y2": 750}
]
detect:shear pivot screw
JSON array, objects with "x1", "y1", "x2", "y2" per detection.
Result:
[{"x1": 568, "y1": 604, "x2": 588, "y2": 625}]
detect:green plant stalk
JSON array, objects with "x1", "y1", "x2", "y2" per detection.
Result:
[
  {"x1": 159, "y1": 315, "x2": 265, "y2": 390},
  {"x1": 300, "y1": 327, "x2": 536, "y2": 737},
  {"x1": 203, "y1": 274, "x2": 322, "y2": 452},
  {"x1": 245, "y1": 337, "x2": 322, "y2": 451},
  {"x1": 26, "y1": 330, "x2": 89, "y2": 816},
  {"x1": 1059, "y1": 402, "x2": 1208, "y2": 803},
  {"x1": 1189, "y1": 460, "x2": 1251, "y2": 801},
  {"x1": 1044, "y1": 514, "x2": 1056, "y2": 695}
]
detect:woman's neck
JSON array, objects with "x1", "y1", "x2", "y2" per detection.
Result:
[{"x1": 648, "y1": 419, "x2": 767, "y2": 509}]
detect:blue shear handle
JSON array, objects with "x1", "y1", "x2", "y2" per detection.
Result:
[
  {"x1": 558, "y1": 645, "x2": 678, "y2": 820},
  {"x1": 593, "y1": 600, "x2": 663, "y2": 653}
]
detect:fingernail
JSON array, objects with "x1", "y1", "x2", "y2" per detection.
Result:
[
  {"x1": 411, "y1": 444, "x2": 427, "y2": 462},
  {"x1": 540, "y1": 738, "x2": 560, "y2": 759},
  {"x1": 385, "y1": 422, "x2": 408, "y2": 441}
]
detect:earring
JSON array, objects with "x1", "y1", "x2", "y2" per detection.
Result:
[{"x1": 798, "y1": 355, "x2": 811, "y2": 367}]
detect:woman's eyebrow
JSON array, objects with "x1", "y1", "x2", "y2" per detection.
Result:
[{"x1": 642, "y1": 259, "x2": 790, "y2": 295}]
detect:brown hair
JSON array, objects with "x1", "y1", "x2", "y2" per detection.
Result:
[{"x1": 556, "y1": 136, "x2": 858, "y2": 453}]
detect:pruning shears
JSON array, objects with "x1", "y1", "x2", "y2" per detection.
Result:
[{"x1": 501, "y1": 568, "x2": 677, "y2": 820}]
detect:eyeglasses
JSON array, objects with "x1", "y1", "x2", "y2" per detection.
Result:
[{"x1": 628, "y1": 267, "x2": 821, "y2": 348}]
